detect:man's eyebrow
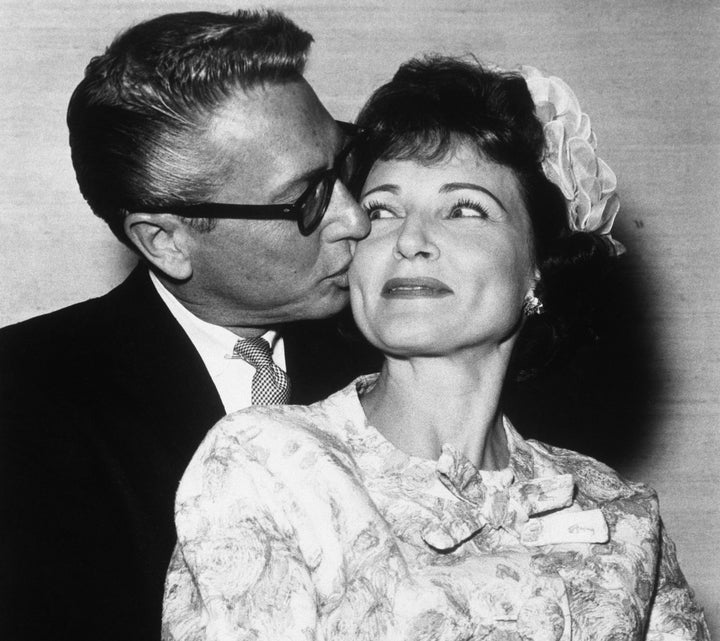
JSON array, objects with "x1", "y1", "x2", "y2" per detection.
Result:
[
  {"x1": 271, "y1": 124, "x2": 346, "y2": 203},
  {"x1": 440, "y1": 182, "x2": 508, "y2": 213},
  {"x1": 270, "y1": 165, "x2": 326, "y2": 203},
  {"x1": 361, "y1": 184, "x2": 400, "y2": 199}
]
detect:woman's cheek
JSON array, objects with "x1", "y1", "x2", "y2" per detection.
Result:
[{"x1": 349, "y1": 257, "x2": 373, "y2": 329}]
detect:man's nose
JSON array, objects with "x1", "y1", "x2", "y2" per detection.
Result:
[
  {"x1": 394, "y1": 216, "x2": 439, "y2": 261},
  {"x1": 321, "y1": 181, "x2": 370, "y2": 241}
]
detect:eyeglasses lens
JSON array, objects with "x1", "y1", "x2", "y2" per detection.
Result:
[
  {"x1": 299, "y1": 129, "x2": 360, "y2": 235},
  {"x1": 338, "y1": 135, "x2": 360, "y2": 184},
  {"x1": 299, "y1": 177, "x2": 332, "y2": 234}
]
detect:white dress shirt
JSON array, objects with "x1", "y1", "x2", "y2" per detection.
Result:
[{"x1": 149, "y1": 272, "x2": 286, "y2": 414}]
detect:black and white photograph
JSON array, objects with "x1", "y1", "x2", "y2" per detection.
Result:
[{"x1": 1, "y1": 1, "x2": 717, "y2": 639}]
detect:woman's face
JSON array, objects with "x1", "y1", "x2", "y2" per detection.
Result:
[{"x1": 349, "y1": 141, "x2": 537, "y2": 357}]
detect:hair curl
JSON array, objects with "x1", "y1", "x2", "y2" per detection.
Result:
[
  {"x1": 352, "y1": 55, "x2": 617, "y2": 378},
  {"x1": 67, "y1": 9, "x2": 313, "y2": 247}
]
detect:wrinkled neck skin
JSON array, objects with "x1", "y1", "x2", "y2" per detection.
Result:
[
  {"x1": 163, "y1": 277, "x2": 272, "y2": 339},
  {"x1": 360, "y1": 342, "x2": 516, "y2": 471}
]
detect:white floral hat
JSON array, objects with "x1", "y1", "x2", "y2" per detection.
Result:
[{"x1": 520, "y1": 66, "x2": 624, "y2": 255}]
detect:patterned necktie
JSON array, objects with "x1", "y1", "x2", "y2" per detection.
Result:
[{"x1": 231, "y1": 337, "x2": 291, "y2": 405}]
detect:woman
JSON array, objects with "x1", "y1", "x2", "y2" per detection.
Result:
[{"x1": 162, "y1": 58, "x2": 709, "y2": 640}]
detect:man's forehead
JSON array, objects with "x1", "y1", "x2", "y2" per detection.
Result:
[
  {"x1": 210, "y1": 81, "x2": 336, "y2": 153},
  {"x1": 206, "y1": 80, "x2": 340, "y2": 201}
]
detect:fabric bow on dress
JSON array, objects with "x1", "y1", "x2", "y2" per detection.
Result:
[{"x1": 421, "y1": 444, "x2": 609, "y2": 551}]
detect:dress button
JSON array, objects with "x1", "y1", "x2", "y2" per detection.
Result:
[{"x1": 516, "y1": 596, "x2": 565, "y2": 641}]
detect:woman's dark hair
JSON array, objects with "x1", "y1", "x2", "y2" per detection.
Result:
[{"x1": 352, "y1": 55, "x2": 617, "y2": 379}]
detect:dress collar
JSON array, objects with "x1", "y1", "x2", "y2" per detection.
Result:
[
  {"x1": 349, "y1": 373, "x2": 534, "y2": 479},
  {"x1": 340, "y1": 374, "x2": 608, "y2": 551}
]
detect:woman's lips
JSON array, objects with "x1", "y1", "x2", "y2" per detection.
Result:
[{"x1": 381, "y1": 277, "x2": 453, "y2": 298}]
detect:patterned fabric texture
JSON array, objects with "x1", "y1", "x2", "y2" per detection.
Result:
[
  {"x1": 231, "y1": 337, "x2": 291, "y2": 405},
  {"x1": 163, "y1": 375, "x2": 709, "y2": 641}
]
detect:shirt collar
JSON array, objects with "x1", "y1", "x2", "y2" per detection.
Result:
[{"x1": 148, "y1": 270, "x2": 281, "y2": 378}]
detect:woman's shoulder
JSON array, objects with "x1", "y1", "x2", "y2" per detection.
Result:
[
  {"x1": 523, "y1": 436, "x2": 658, "y2": 509},
  {"x1": 173, "y1": 380, "x2": 386, "y2": 576},
  {"x1": 215, "y1": 399, "x2": 343, "y2": 448},
  {"x1": 206, "y1": 373, "x2": 374, "y2": 451},
  {"x1": 177, "y1": 380, "x2": 367, "y2": 503},
  {"x1": 520, "y1": 437, "x2": 667, "y2": 585}
]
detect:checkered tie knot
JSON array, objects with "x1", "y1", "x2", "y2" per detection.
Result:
[{"x1": 232, "y1": 337, "x2": 291, "y2": 405}]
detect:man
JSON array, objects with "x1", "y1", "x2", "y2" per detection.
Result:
[{"x1": 0, "y1": 9, "x2": 378, "y2": 641}]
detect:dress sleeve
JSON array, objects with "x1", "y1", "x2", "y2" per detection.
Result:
[
  {"x1": 162, "y1": 417, "x2": 318, "y2": 641},
  {"x1": 646, "y1": 521, "x2": 710, "y2": 641}
]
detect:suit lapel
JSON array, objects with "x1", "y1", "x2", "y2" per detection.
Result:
[
  {"x1": 105, "y1": 266, "x2": 225, "y2": 456},
  {"x1": 110, "y1": 267, "x2": 379, "y2": 418}
]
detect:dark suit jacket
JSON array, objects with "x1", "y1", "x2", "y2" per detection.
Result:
[{"x1": 0, "y1": 266, "x2": 380, "y2": 641}]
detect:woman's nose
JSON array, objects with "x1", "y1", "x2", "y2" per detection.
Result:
[{"x1": 393, "y1": 217, "x2": 439, "y2": 261}]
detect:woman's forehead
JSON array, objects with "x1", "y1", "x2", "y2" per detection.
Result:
[{"x1": 366, "y1": 142, "x2": 518, "y2": 188}]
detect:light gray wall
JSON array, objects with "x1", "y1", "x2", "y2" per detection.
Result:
[{"x1": 2, "y1": 0, "x2": 718, "y2": 632}]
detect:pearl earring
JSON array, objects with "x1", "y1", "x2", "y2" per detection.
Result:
[{"x1": 522, "y1": 292, "x2": 544, "y2": 317}]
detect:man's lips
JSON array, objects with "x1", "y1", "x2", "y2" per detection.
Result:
[
  {"x1": 328, "y1": 264, "x2": 351, "y2": 287},
  {"x1": 381, "y1": 277, "x2": 453, "y2": 298}
]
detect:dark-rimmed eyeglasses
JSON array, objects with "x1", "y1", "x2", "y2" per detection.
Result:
[{"x1": 128, "y1": 121, "x2": 364, "y2": 236}]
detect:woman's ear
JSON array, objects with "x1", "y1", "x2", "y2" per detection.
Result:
[
  {"x1": 524, "y1": 266, "x2": 542, "y2": 297},
  {"x1": 532, "y1": 267, "x2": 542, "y2": 292},
  {"x1": 123, "y1": 213, "x2": 193, "y2": 281}
]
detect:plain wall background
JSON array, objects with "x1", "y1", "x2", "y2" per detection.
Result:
[{"x1": 1, "y1": 0, "x2": 718, "y2": 634}]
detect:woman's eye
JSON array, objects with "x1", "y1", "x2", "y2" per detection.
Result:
[
  {"x1": 449, "y1": 199, "x2": 490, "y2": 219},
  {"x1": 363, "y1": 200, "x2": 397, "y2": 221}
]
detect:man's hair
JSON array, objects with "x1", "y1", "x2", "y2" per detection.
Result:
[{"x1": 67, "y1": 9, "x2": 313, "y2": 246}]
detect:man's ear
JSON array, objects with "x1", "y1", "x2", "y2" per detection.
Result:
[{"x1": 123, "y1": 213, "x2": 193, "y2": 281}]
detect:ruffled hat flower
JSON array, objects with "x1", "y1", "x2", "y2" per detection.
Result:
[{"x1": 520, "y1": 66, "x2": 624, "y2": 255}]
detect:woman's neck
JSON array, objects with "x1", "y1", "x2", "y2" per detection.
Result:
[{"x1": 361, "y1": 347, "x2": 512, "y2": 470}]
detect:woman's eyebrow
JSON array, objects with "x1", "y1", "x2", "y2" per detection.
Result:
[
  {"x1": 361, "y1": 184, "x2": 400, "y2": 199},
  {"x1": 440, "y1": 182, "x2": 508, "y2": 213}
]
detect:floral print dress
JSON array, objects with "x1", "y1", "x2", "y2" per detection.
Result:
[{"x1": 163, "y1": 375, "x2": 709, "y2": 641}]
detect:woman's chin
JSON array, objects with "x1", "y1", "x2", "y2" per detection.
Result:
[
  {"x1": 363, "y1": 318, "x2": 522, "y2": 361},
  {"x1": 370, "y1": 329, "x2": 454, "y2": 357}
]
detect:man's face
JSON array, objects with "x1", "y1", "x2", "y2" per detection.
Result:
[{"x1": 180, "y1": 79, "x2": 370, "y2": 331}]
